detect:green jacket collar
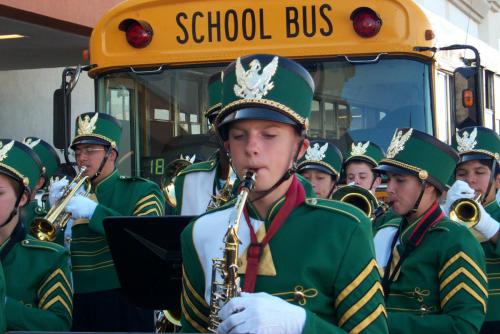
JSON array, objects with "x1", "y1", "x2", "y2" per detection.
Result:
[
  {"x1": 246, "y1": 194, "x2": 287, "y2": 224},
  {"x1": 399, "y1": 202, "x2": 443, "y2": 245},
  {"x1": 94, "y1": 169, "x2": 119, "y2": 195},
  {"x1": 485, "y1": 199, "x2": 500, "y2": 216}
]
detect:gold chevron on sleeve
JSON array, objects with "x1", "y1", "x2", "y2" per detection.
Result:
[
  {"x1": 182, "y1": 266, "x2": 209, "y2": 308},
  {"x1": 181, "y1": 294, "x2": 208, "y2": 333},
  {"x1": 133, "y1": 199, "x2": 163, "y2": 215},
  {"x1": 136, "y1": 208, "x2": 161, "y2": 216},
  {"x1": 41, "y1": 295, "x2": 73, "y2": 316},
  {"x1": 135, "y1": 194, "x2": 158, "y2": 206},
  {"x1": 37, "y1": 269, "x2": 72, "y2": 296},
  {"x1": 349, "y1": 304, "x2": 387, "y2": 334},
  {"x1": 439, "y1": 252, "x2": 487, "y2": 282},
  {"x1": 440, "y1": 267, "x2": 488, "y2": 296},
  {"x1": 181, "y1": 288, "x2": 209, "y2": 323},
  {"x1": 441, "y1": 282, "x2": 487, "y2": 313},
  {"x1": 339, "y1": 282, "x2": 384, "y2": 327},
  {"x1": 336, "y1": 259, "x2": 378, "y2": 308},
  {"x1": 38, "y1": 282, "x2": 73, "y2": 307}
]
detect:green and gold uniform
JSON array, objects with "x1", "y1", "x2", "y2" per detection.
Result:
[
  {"x1": 71, "y1": 169, "x2": 165, "y2": 293},
  {"x1": 3, "y1": 225, "x2": 72, "y2": 331},
  {"x1": 64, "y1": 112, "x2": 165, "y2": 332},
  {"x1": 181, "y1": 54, "x2": 387, "y2": 333},
  {"x1": 374, "y1": 128, "x2": 487, "y2": 333},
  {"x1": 0, "y1": 139, "x2": 72, "y2": 331},
  {"x1": 181, "y1": 185, "x2": 388, "y2": 333},
  {"x1": 450, "y1": 126, "x2": 500, "y2": 331},
  {"x1": 483, "y1": 200, "x2": 500, "y2": 322},
  {"x1": 0, "y1": 262, "x2": 7, "y2": 333}
]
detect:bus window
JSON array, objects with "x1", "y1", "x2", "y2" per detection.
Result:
[{"x1": 97, "y1": 56, "x2": 432, "y2": 178}]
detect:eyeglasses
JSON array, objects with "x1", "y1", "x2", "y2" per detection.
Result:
[{"x1": 71, "y1": 147, "x2": 105, "y2": 157}]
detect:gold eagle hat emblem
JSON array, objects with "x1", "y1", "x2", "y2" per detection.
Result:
[
  {"x1": 305, "y1": 142, "x2": 328, "y2": 161},
  {"x1": 234, "y1": 56, "x2": 279, "y2": 99},
  {"x1": 351, "y1": 141, "x2": 370, "y2": 156},
  {"x1": 456, "y1": 127, "x2": 478, "y2": 152},
  {"x1": 386, "y1": 129, "x2": 413, "y2": 159},
  {"x1": 23, "y1": 138, "x2": 41, "y2": 149},
  {"x1": 0, "y1": 140, "x2": 15, "y2": 162},
  {"x1": 77, "y1": 113, "x2": 99, "y2": 136}
]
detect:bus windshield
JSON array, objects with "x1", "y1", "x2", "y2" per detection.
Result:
[{"x1": 97, "y1": 56, "x2": 432, "y2": 182}]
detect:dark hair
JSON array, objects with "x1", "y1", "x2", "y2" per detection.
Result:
[{"x1": 478, "y1": 159, "x2": 500, "y2": 176}]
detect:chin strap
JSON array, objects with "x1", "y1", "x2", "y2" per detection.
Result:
[
  {"x1": 0, "y1": 188, "x2": 25, "y2": 228},
  {"x1": 405, "y1": 180, "x2": 427, "y2": 217},
  {"x1": 91, "y1": 146, "x2": 113, "y2": 181},
  {"x1": 248, "y1": 136, "x2": 305, "y2": 204},
  {"x1": 482, "y1": 159, "x2": 497, "y2": 205}
]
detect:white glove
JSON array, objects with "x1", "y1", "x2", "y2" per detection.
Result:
[
  {"x1": 65, "y1": 195, "x2": 97, "y2": 220},
  {"x1": 217, "y1": 292, "x2": 306, "y2": 334},
  {"x1": 48, "y1": 177, "x2": 69, "y2": 207},
  {"x1": 474, "y1": 202, "x2": 500, "y2": 240},
  {"x1": 442, "y1": 180, "x2": 476, "y2": 215}
]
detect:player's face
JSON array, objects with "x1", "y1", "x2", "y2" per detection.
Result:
[
  {"x1": 386, "y1": 173, "x2": 422, "y2": 215},
  {"x1": 300, "y1": 169, "x2": 335, "y2": 199},
  {"x1": 455, "y1": 160, "x2": 498, "y2": 203},
  {"x1": 0, "y1": 174, "x2": 27, "y2": 226},
  {"x1": 225, "y1": 119, "x2": 305, "y2": 192},
  {"x1": 345, "y1": 161, "x2": 376, "y2": 191}
]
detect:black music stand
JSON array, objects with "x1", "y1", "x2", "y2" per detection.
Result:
[{"x1": 103, "y1": 215, "x2": 194, "y2": 311}]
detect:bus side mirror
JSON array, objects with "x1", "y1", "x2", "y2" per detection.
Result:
[
  {"x1": 453, "y1": 66, "x2": 482, "y2": 129},
  {"x1": 53, "y1": 88, "x2": 71, "y2": 150}
]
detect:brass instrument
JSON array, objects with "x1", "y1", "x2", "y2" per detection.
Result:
[
  {"x1": 331, "y1": 184, "x2": 381, "y2": 220},
  {"x1": 207, "y1": 167, "x2": 237, "y2": 210},
  {"x1": 31, "y1": 167, "x2": 91, "y2": 242},
  {"x1": 208, "y1": 171, "x2": 256, "y2": 332},
  {"x1": 449, "y1": 194, "x2": 484, "y2": 241},
  {"x1": 161, "y1": 156, "x2": 194, "y2": 208},
  {"x1": 155, "y1": 309, "x2": 181, "y2": 333}
]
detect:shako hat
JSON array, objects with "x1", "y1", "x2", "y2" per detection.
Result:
[
  {"x1": 297, "y1": 140, "x2": 343, "y2": 178},
  {"x1": 452, "y1": 126, "x2": 500, "y2": 170},
  {"x1": 215, "y1": 54, "x2": 314, "y2": 140},
  {"x1": 23, "y1": 137, "x2": 61, "y2": 182},
  {"x1": 0, "y1": 139, "x2": 42, "y2": 193},
  {"x1": 344, "y1": 141, "x2": 385, "y2": 168},
  {"x1": 71, "y1": 112, "x2": 122, "y2": 150},
  {"x1": 374, "y1": 128, "x2": 458, "y2": 192}
]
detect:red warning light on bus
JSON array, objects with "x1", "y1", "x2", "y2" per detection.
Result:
[
  {"x1": 350, "y1": 7, "x2": 382, "y2": 38},
  {"x1": 119, "y1": 19, "x2": 154, "y2": 48}
]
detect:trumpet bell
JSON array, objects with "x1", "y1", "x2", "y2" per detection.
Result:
[
  {"x1": 161, "y1": 158, "x2": 193, "y2": 208},
  {"x1": 449, "y1": 197, "x2": 485, "y2": 242},
  {"x1": 31, "y1": 217, "x2": 57, "y2": 242},
  {"x1": 331, "y1": 184, "x2": 379, "y2": 218}
]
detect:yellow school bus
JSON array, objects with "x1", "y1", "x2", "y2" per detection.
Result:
[{"x1": 69, "y1": 0, "x2": 487, "y2": 184}]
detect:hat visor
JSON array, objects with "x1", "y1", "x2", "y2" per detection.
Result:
[
  {"x1": 71, "y1": 136, "x2": 110, "y2": 149},
  {"x1": 373, "y1": 163, "x2": 413, "y2": 176},
  {"x1": 459, "y1": 152, "x2": 494, "y2": 164},
  {"x1": 0, "y1": 167, "x2": 26, "y2": 192},
  {"x1": 217, "y1": 107, "x2": 298, "y2": 140},
  {"x1": 374, "y1": 163, "x2": 446, "y2": 192},
  {"x1": 298, "y1": 163, "x2": 337, "y2": 177},
  {"x1": 344, "y1": 156, "x2": 377, "y2": 168}
]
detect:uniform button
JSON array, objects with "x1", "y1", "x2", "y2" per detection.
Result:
[{"x1": 294, "y1": 291, "x2": 306, "y2": 303}]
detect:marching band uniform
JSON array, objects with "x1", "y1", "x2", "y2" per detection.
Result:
[
  {"x1": 49, "y1": 113, "x2": 165, "y2": 331},
  {"x1": 0, "y1": 263, "x2": 5, "y2": 332},
  {"x1": 0, "y1": 139, "x2": 72, "y2": 331},
  {"x1": 181, "y1": 54, "x2": 388, "y2": 333},
  {"x1": 446, "y1": 126, "x2": 500, "y2": 333},
  {"x1": 173, "y1": 73, "x2": 236, "y2": 215},
  {"x1": 373, "y1": 128, "x2": 487, "y2": 333},
  {"x1": 297, "y1": 139, "x2": 342, "y2": 199}
]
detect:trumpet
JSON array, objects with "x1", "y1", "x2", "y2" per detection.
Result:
[
  {"x1": 31, "y1": 167, "x2": 91, "y2": 242},
  {"x1": 331, "y1": 184, "x2": 389, "y2": 221},
  {"x1": 449, "y1": 194, "x2": 484, "y2": 241}
]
